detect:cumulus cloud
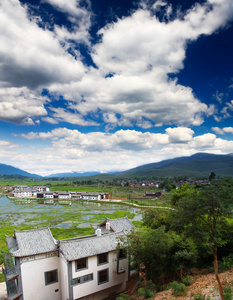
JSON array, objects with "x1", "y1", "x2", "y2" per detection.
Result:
[
  {"x1": 0, "y1": 87, "x2": 48, "y2": 124},
  {"x1": 48, "y1": 0, "x2": 233, "y2": 128},
  {"x1": 212, "y1": 127, "x2": 233, "y2": 135},
  {"x1": 9, "y1": 126, "x2": 233, "y2": 175},
  {"x1": 0, "y1": 0, "x2": 85, "y2": 89},
  {"x1": 1, "y1": 0, "x2": 233, "y2": 127},
  {"x1": 165, "y1": 127, "x2": 194, "y2": 143}
]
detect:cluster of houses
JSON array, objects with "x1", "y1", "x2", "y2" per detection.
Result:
[
  {"x1": 11, "y1": 185, "x2": 110, "y2": 201},
  {"x1": 3, "y1": 217, "x2": 135, "y2": 300}
]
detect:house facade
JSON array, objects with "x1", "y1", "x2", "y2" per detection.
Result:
[{"x1": 4, "y1": 217, "x2": 134, "y2": 300}]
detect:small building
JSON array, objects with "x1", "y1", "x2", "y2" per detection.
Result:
[
  {"x1": 4, "y1": 217, "x2": 134, "y2": 300},
  {"x1": 57, "y1": 191, "x2": 71, "y2": 199},
  {"x1": 12, "y1": 188, "x2": 34, "y2": 198},
  {"x1": 12, "y1": 185, "x2": 29, "y2": 191},
  {"x1": 43, "y1": 192, "x2": 55, "y2": 199},
  {"x1": 33, "y1": 186, "x2": 50, "y2": 192}
]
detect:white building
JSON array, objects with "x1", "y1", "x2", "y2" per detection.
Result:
[
  {"x1": 4, "y1": 217, "x2": 134, "y2": 300},
  {"x1": 33, "y1": 186, "x2": 50, "y2": 192},
  {"x1": 12, "y1": 188, "x2": 34, "y2": 198}
]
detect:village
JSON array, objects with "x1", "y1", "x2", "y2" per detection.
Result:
[{"x1": 9, "y1": 185, "x2": 111, "y2": 203}]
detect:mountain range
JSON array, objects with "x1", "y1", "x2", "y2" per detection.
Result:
[
  {"x1": 1, "y1": 153, "x2": 233, "y2": 179},
  {"x1": 116, "y1": 152, "x2": 233, "y2": 178}
]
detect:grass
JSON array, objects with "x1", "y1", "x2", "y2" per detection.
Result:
[{"x1": 0, "y1": 273, "x2": 5, "y2": 283}]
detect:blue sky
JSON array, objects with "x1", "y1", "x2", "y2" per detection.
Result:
[{"x1": 0, "y1": 0, "x2": 233, "y2": 176}]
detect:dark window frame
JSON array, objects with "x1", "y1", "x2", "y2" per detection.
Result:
[
  {"x1": 45, "y1": 269, "x2": 58, "y2": 286},
  {"x1": 119, "y1": 249, "x2": 127, "y2": 260},
  {"x1": 71, "y1": 273, "x2": 93, "y2": 286},
  {"x1": 76, "y1": 257, "x2": 88, "y2": 271},
  {"x1": 98, "y1": 269, "x2": 109, "y2": 285},
  {"x1": 97, "y1": 252, "x2": 108, "y2": 265}
]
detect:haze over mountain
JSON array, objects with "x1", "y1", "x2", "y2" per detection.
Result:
[
  {"x1": 1, "y1": 153, "x2": 233, "y2": 179},
  {"x1": 0, "y1": 163, "x2": 41, "y2": 178},
  {"x1": 46, "y1": 171, "x2": 102, "y2": 178}
]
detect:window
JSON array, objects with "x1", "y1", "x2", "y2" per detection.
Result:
[
  {"x1": 71, "y1": 273, "x2": 93, "y2": 286},
  {"x1": 119, "y1": 249, "x2": 127, "y2": 260},
  {"x1": 98, "y1": 269, "x2": 109, "y2": 285},
  {"x1": 71, "y1": 277, "x2": 80, "y2": 285},
  {"x1": 76, "y1": 257, "x2": 87, "y2": 271},
  {"x1": 45, "y1": 269, "x2": 58, "y2": 285},
  {"x1": 97, "y1": 252, "x2": 108, "y2": 265},
  {"x1": 84, "y1": 273, "x2": 93, "y2": 282}
]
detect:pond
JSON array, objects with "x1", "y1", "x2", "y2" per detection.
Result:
[{"x1": 0, "y1": 196, "x2": 143, "y2": 229}]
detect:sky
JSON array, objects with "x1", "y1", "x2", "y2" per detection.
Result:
[{"x1": 0, "y1": 0, "x2": 233, "y2": 176}]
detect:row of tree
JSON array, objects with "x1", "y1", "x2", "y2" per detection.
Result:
[{"x1": 121, "y1": 178, "x2": 233, "y2": 300}]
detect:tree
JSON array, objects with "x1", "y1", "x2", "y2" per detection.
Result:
[
  {"x1": 120, "y1": 227, "x2": 197, "y2": 283},
  {"x1": 143, "y1": 209, "x2": 172, "y2": 231},
  {"x1": 171, "y1": 182, "x2": 198, "y2": 206},
  {"x1": 209, "y1": 172, "x2": 216, "y2": 181},
  {"x1": 172, "y1": 179, "x2": 233, "y2": 300}
]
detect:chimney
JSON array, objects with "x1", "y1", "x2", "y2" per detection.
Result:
[
  {"x1": 96, "y1": 228, "x2": 101, "y2": 236},
  {"x1": 106, "y1": 222, "x2": 110, "y2": 231}
]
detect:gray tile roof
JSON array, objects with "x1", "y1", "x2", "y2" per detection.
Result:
[
  {"x1": 106, "y1": 217, "x2": 135, "y2": 232},
  {"x1": 3, "y1": 274, "x2": 22, "y2": 300},
  {"x1": 91, "y1": 217, "x2": 135, "y2": 233},
  {"x1": 59, "y1": 231, "x2": 125, "y2": 261},
  {"x1": 2, "y1": 254, "x2": 18, "y2": 282},
  {"x1": 6, "y1": 227, "x2": 57, "y2": 257}
]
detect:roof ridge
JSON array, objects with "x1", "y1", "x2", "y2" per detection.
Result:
[
  {"x1": 107, "y1": 216, "x2": 129, "y2": 221},
  {"x1": 14, "y1": 226, "x2": 50, "y2": 233},
  {"x1": 60, "y1": 230, "x2": 123, "y2": 243}
]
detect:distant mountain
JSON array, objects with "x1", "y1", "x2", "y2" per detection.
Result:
[
  {"x1": 46, "y1": 171, "x2": 102, "y2": 178},
  {"x1": 0, "y1": 163, "x2": 41, "y2": 178},
  {"x1": 116, "y1": 153, "x2": 233, "y2": 178}
]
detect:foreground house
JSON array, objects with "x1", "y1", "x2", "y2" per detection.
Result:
[{"x1": 4, "y1": 217, "x2": 134, "y2": 300}]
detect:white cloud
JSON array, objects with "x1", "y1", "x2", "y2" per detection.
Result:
[
  {"x1": 48, "y1": 0, "x2": 233, "y2": 128},
  {"x1": 189, "y1": 133, "x2": 217, "y2": 148},
  {"x1": 212, "y1": 127, "x2": 233, "y2": 135},
  {"x1": 165, "y1": 127, "x2": 194, "y2": 143},
  {"x1": 0, "y1": 87, "x2": 48, "y2": 124},
  {"x1": 0, "y1": 0, "x2": 86, "y2": 89},
  {"x1": 49, "y1": 107, "x2": 99, "y2": 126},
  {"x1": 0, "y1": 0, "x2": 233, "y2": 128}
]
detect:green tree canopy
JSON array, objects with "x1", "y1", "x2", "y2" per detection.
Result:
[{"x1": 172, "y1": 179, "x2": 233, "y2": 300}]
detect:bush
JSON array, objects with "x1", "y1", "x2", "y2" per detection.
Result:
[
  {"x1": 219, "y1": 255, "x2": 233, "y2": 272},
  {"x1": 182, "y1": 275, "x2": 192, "y2": 286},
  {"x1": 170, "y1": 281, "x2": 187, "y2": 296},
  {"x1": 137, "y1": 287, "x2": 154, "y2": 299},
  {"x1": 193, "y1": 293, "x2": 205, "y2": 300},
  {"x1": 223, "y1": 285, "x2": 233, "y2": 300},
  {"x1": 147, "y1": 279, "x2": 156, "y2": 290},
  {"x1": 116, "y1": 294, "x2": 129, "y2": 300}
]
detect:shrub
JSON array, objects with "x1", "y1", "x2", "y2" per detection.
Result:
[
  {"x1": 193, "y1": 293, "x2": 205, "y2": 300},
  {"x1": 223, "y1": 285, "x2": 233, "y2": 300},
  {"x1": 137, "y1": 287, "x2": 154, "y2": 299},
  {"x1": 116, "y1": 294, "x2": 129, "y2": 300},
  {"x1": 219, "y1": 255, "x2": 233, "y2": 272},
  {"x1": 170, "y1": 281, "x2": 187, "y2": 296},
  {"x1": 182, "y1": 275, "x2": 192, "y2": 286}
]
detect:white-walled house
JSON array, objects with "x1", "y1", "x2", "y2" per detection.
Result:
[
  {"x1": 4, "y1": 217, "x2": 134, "y2": 300},
  {"x1": 12, "y1": 188, "x2": 34, "y2": 198},
  {"x1": 33, "y1": 186, "x2": 50, "y2": 192}
]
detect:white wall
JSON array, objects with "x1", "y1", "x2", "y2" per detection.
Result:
[
  {"x1": 20, "y1": 252, "x2": 61, "y2": 300},
  {"x1": 72, "y1": 251, "x2": 128, "y2": 300},
  {"x1": 59, "y1": 253, "x2": 68, "y2": 300}
]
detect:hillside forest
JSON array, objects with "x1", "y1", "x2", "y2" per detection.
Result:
[{"x1": 119, "y1": 178, "x2": 233, "y2": 300}]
